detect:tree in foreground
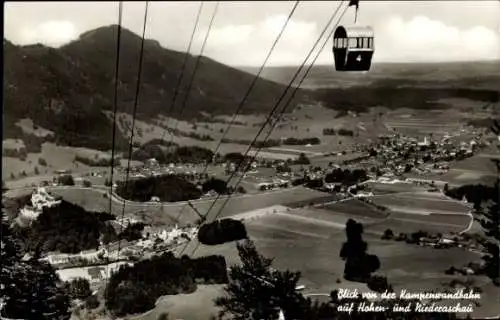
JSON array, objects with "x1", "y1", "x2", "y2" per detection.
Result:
[
  {"x1": 215, "y1": 234, "x2": 465, "y2": 319},
  {"x1": 215, "y1": 240, "x2": 308, "y2": 320},
  {"x1": 340, "y1": 219, "x2": 380, "y2": 281},
  {"x1": 66, "y1": 278, "x2": 92, "y2": 300},
  {"x1": 476, "y1": 120, "x2": 500, "y2": 282},
  {"x1": 1, "y1": 210, "x2": 71, "y2": 319}
]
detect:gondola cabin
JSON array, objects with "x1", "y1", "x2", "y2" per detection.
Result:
[{"x1": 333, "y1": 25, "x2": 374, "y2": 71}]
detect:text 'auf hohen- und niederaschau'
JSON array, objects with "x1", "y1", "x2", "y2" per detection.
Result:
[{"x1": 336, "y1": 288, "x2": 480, "y2": 314}]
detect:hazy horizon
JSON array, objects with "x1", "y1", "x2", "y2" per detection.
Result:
[
  {"x1": 5, "y1": 1, "x2": 500, "y2": 67},
  {"x1": 4, "y1": 24, "x2": 500, "y2": 68}
]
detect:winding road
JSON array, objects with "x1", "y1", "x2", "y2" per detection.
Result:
[
  {"x1": 3, "y1": 183, "x2": 306, "y2": 208},
  {"x1": 4, "y1": 179, "x2": 473, "y2": 234}
]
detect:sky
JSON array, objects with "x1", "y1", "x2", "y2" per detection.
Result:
[{"x1": 4, "y1": 1, "x2": 500, "y2": 66}]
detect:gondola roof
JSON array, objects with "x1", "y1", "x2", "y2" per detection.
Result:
[{"x1": 335, "y1": 25, "x2": 374, "y2": 38}]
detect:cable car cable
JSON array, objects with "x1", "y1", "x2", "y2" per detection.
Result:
[
  {"x1": 181, "y1": 0, "x2": 348, "y2": 257},
  {"x1": 164, "y1": 2, "x2": 220, "y2": 148},
  {"x1": 212, "y1": 3, "x2": 352, "y2": 233},
  {"x1": 189, "y1": 3, "x2": 350, "y2": 259},
  {"x1": 104, "y1": 0, "x2": 123, "y2": 290},
  {"x1": 205, "y1": 1, "x2": 300, "y2": 169},
  {"x1": 116, "y1": 1, "x2": 150, "y2": 259},
  {"x1": 147, "y1": 2, "x2": 204, "y2": 218},
  {"x1": 158, "y1": 2, "x2": 205, "y2": 145},
  {"x1": 171, "y1": 0, "x2": 300, "y2": 226},
  {"x1": 158, "y1": 1, "x2": 220, "y2": 221},
  {"x1": 178, "y1": 0, "x2": 348, "y2": 257}
]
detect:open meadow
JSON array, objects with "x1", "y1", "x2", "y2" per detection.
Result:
[
  {"x1": 4, "y1": 97, "x2": 496, "y2": 192},
  {"x1": 138, "y1": 204, "x2": 491, "y2": 320},
  {"x1": 370, "y1": 192, "x2": 471, "y2": 215},
  {"x1": 4, "y1": 13, "x2": 500, "y2": 320},
  {"x1": 2, "y1": 140, "x2": 113, "y2": 184},
  {"x1": 49, "y1": 186, "x2": 331, "y2": 226},
  {"x1": 366, "y1": 181, "x2": 430, "y2": 195}
]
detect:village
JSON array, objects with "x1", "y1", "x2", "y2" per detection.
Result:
[{"x1": 10, "y1": 124, "x2": 491, "y2": 291}]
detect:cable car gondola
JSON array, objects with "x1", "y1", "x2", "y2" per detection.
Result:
[{"x1": 332, "y1": 0, "x2": 374, "y2": 72}]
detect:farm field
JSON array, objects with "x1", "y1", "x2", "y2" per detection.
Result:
[
  {"x1": 403, "y1": 168, "x2": 496, "y2": 188},
  {"x1": 3, "y1": 106, "x2": 373, "y2": 189},
  {"x1": 108, "y1": 105, "x2": 396, "y2": 159},
  {"x1": 370, "y1": 193, "x2": 471, "y2": 215},
  {"x1": 366, "y1": 181, "x2": 430, "y2": 195},
  {"x1": 366, "y1": 213, "x2": 470, "y2": 234},
  {"x1": 109, "y1": 109, "x2": 362, "y2": 156},
  {"x1": 322, "y1": 198, "x2": 389, "y2": 219},
  {"x1": 130, "y1": 285, "x2": 225, "y2": 320},
  {"x1": 380, "y1": 108, "x2": 467, "y2": 138},
  {"x1": 304, "y1": 151, "x2": 370, "y2": 167},
  {"x1": 287, "y1": 202, "x2": 470, "y2": 235},
  {"x1": 285, "y1": 194, "x2": 341, "y2": 208},
  {"x1": 417, "y1": 149, "x2": 500, "y2": 186},
  {"x1": 50, "y1": 186, "x2": 330, "y2": 226},
  {"x1": 287, "y1": 207, "x2": 380, "y2": 227},
  {"x1": 2, "y1": 142, "x2": 113, "y2": 184},
  {"x1": 453, "y1": 152, "x2": 498, "y2": 173}
]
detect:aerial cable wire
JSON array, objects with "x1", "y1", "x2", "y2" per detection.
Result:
[
  {"x1": 206, "y1": 2, "x2": 351, "y2": 237},
  {"x1": 204, "y1": 1, "x2": 300, "y2": 167},
  {"x1": 180, "y1": 0, "x2": 348, "y2": 257},
  {"x1": 158, "y1": 1, "x2": 220, "y2": 222},
  {"x1": 204, "y1": 2, "x2": 351, "y2": 236},
  {"x1": 171, "y1": 0, "x2": 300, "y2": 226},
  {"x1": 147, "y1": 1, "x2": 204, "y2": 223},
  {"x1": 164, "y1": 2, "x2": 220, "y2": 148},
  {"x1": 158, "y1": 2, "x2": 205, "y2": 145},
  {"x1": 116, "y1": 1, "x2": 150, "y2": 260},
  {"x1": 104, "y1": 0, "x2": 123, "y2": 290}
]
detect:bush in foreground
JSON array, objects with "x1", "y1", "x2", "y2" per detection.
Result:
[{"x1": 198, "y1": 219, "x2": 247, "y2": 245}]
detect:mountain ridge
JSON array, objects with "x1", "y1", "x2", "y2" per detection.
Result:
[
  {"x1": 3, "y1": 25, "x2": 311, "y2": 151},
  {"x1": 4, "y1": 25, "x2": 499, "y2": 152}
]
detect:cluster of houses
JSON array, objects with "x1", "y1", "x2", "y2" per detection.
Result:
[
  {"x1": 386, "y1": 230, "x2": 483, "y2": 255},
  {"x1": 18, "y1": 187, "x2": 61, "y2": 223},
  {"x1": 122, "y1": 159, "x2": 212, "y2": 181},
  {"x1": 353, "y1": 131, "x2": 484, "y2": 178},
  {"x1": 42, "y1": 224, "x2": 198, "y2": 270}
]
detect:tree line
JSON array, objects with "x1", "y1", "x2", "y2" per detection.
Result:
[
  {"x1": 12, "y1": 198, "x2": 146, "y2": 255},
  {"x1": 115, "y1": 174, "x2": 203, "y2": 202},
  {"x1": 132, "y1": 143, "x2": 214, "y2": 164},
  {"x1": 104, "y1": 252, "x2": 228, "y2": 316},
  {"x1": 445, "y1": 184, "x2": 497, "y2": 210},
  {"x1": 18, "y1": 200, "x2": 116, "y2": 254},
  {"x1": 325, "y1": 168, "x2": 369, "y2": 186},
  {"x1": 323, "y1": 128, "x2": 355, "y2": 137},
  {"x1": 74, "y1": 154, "x2": 116, "y2": 167},
  {"x1": 222, "y1": 137, "x2": 321, "y2": 148},
  {"x1": 446, "y1": 182, "x2": 499, "y2": 282},
  {"x1": 116, "y1": 174, "x2": 243, "y2": 202}
]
